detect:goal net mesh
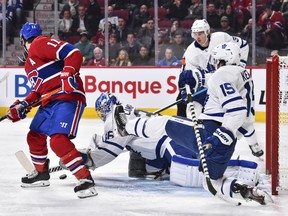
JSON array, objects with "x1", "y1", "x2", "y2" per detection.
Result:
[{"x1": 278, "y1": 56, "x2": 288, "y2": 192}]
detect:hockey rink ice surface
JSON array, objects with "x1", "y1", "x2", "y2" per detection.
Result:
[{"x1": 1, "y1": 118, "x2": 288, "y2": 216}]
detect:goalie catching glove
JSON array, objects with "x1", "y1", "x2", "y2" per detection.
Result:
[
  {"x1": 60, "y1": 67, "x2": 78, "y2": 94},
  {"x1": 178, "y1": 68, "x2": 205, "y2": 101},
  {"x1": 7, "y1": 100, "x2": 31, "y2": 122}
]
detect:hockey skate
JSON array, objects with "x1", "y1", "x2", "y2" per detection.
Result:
[
  {"x1": 74, "y1": 175, "x2": 98, "y2": 198},
  {"x1": 114, "y1": 105, "x2": 129, "y2": 136},
  {"x1": 21, "y1": 160, "x2": 50, "y2": 188},
  {"x1": 233, "y1": 183, "x2": 266, "y2": 205},
  {"x1": 249, "y1": 143, "x2": 264, "y2": 158}
]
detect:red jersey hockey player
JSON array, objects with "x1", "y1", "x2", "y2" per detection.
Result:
[{"x1": 7, "y1": 22, "x2": 97, "y2": 198}]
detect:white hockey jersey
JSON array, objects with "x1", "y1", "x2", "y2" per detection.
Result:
[
  {"x1": 183, "y1": 32, "x2": 249, "y2": 71},
  {"x1": 198, "y1": 65, "x2": 255, "y2": 138},
  {"x1": 88, "y1": 107, "x2": 168, "y2": 169}
]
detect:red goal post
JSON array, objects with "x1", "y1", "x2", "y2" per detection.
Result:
[{"x1": 266, "y1": 55, "x2": 288, "y2": 195}]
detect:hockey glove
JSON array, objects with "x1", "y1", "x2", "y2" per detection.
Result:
[
  {"x1": 7, "y1": 100, "x2": 31, "y2": 122},
  {"x1": 60, "y1": 70, "x2": 78, "y2": 94},
  {"x1": 199, "y1": 127, "x2": 237, "y2": 180},
  {"x1": 178, "y1": 69, "x2": 205, "y2": 101}
]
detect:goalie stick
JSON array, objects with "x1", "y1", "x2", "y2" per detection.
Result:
[
  {"x1": 185, "y1": 85, "x2": 241, "y2": 206},
  {"x1": 15, "y1": 150, "x2": 64, "y2": 174},
  {"x1": 152, "y1": 87, "x2": 207, "y2": 115},
  {"x1": 0, "y1": 87, "x2": 62, "y2": 122}
]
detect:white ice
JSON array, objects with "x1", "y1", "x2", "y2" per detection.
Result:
[{"x1": 0, "y1": 118, "x2": 287, "y2": 216}]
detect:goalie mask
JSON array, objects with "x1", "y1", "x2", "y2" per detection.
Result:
[
  {"x1": 210, "y1": 42, "x2": 241, "y2": 67},
  {"x1": 95, "y1": 92, "x2": 119, "y2": 121}
]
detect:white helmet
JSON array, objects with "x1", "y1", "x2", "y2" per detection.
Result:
[
  {"x1": 191, "y1": 19, "x2": 210, "y2": 38},
  {"x1": 210, "y1": 42, "x2": 241, "y2": 66}
]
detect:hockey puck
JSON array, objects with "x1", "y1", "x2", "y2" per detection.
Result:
[{"x1": 59, "y1": 174, "x2": 67, "y2": 180}]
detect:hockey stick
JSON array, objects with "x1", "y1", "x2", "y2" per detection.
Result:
[
  {"x1": 152, "y1": 87, "x2": 207, "y2": 115},
  {"x1": 15, "y1": 150, "x2": 64, "y2": 174},
  {"x1": 0, "y1": 72, "x2": 9, "y2": 84},
  {"x1": 0, "y1": 87, "x2": 62, "y2": 122},
  {"x1": 185, "y1": 85, "x2": 241, "y2": 206}
]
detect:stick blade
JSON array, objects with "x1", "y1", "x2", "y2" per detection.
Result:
[{"x1": 15, "y1": 150, "x2": 35, "y2": 174}]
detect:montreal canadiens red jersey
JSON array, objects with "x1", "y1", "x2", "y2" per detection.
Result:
[
  {"x1": 258, "y1": 11, "x2": 285, "y2": 33},
  {"x1": 24, "y1": 36, "x2": 86, "y2": 106}
]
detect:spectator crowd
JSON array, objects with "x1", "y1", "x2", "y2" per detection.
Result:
[{"x1": 1, "y1": 0, "x2": 288, "y2": 65}]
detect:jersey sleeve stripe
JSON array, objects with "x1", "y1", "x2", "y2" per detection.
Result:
[
  {"x1": 204, "y1": 113, "x2": 225, "y2": 117},
  {"x1": 142, "y1": 120, "x2": 149, "y2": 138},
  {"x1": 222, "y1": 96, "x2": 243, "y2": 107},
  {"x1": 56, "y1": 42, "x2": 68, "y2": 59},
  {"x1": 102, "y1": 140, "x2": 125, "y2": 150},
  {"x1": 37, "y1": 61, "x2": 63, "y2": 80},
  {"x1": 58, "y1": 43, "x2": 78, "y2": 60},
  {"x1": 240, "y1": 39, "x2": 248, "y2": 48},
  {"x1": 226, "y1": 107, "x2": 247, "y2": 113},
  {"x1": 237, "y1": 127, "x2": 248, "y2": 135},
  {"x1": 97, "y1": 147, "x2": 119, "y2": 157},
  {"x1": 244, "y1": 129, "x2": 255, "y2": 138},
  {"x1": 155, "y1": 135, "x2": 169, "y2": 158}
]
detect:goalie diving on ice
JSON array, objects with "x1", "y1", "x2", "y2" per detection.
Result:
[
  {"x1": 114, "y1": 42, "x2": 272, "y2": 205},
  {"x1": 57, "y1": 89, "x2": 271, "y2": 205}
]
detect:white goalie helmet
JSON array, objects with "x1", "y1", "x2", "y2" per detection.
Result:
[
  {"x1": 191, "y1": 19, "x2": 210, "y2": 38},
  {"x1": 210, "y1": 42, "x2": 241, "y2": 66}
]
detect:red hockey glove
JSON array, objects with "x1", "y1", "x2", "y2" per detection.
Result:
[
  {"x1": 7, "y1": 100, "x2": 31, "y2": 122},
  {"x1": 60, "y1": 70, "x2": 78, "y2": 94}
]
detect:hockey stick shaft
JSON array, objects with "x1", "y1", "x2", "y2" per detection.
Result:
[
  {"x1": 49, "y1": 165, "x2": 64, "y2": 173},
  {"x1": 185, "y1": 85, "x2": 216, "y2": 195},
  {"x1": 152, "y1": 87, "x2": 207, "y2": 115},
  {"x1": 0, "y1": 87, "x2": 62, "y2": 122},
  {"x1": 15, "y1": 150, "x2": 64, "y2": 174},
  {"x1": 185, "y1": 85, "x2": 241, "y2": 206}
]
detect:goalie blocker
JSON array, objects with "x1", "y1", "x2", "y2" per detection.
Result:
[{"x1": 170, "y1": 155, "x2": 259, "y2": 188}]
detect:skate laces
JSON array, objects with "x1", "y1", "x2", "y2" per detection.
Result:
[
  {"x1": 77, "y1": 178, "x2": 93, "y2": 186},
  {"x1": 27, "y1": 170, "x2": 38, "y2": 179}
]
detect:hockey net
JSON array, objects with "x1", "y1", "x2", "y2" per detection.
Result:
[{"x1": 266, "y1": 55, "x2": 288, "y2": 195}]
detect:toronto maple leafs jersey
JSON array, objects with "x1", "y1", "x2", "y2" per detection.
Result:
[
  {"x1": 183, "y1": 32, "x2": 249, "y2": 72},
  {"x1": 88, "y1": 107, "x2": 163, "y2": 169},
  {"x1": 25, "y1": 36, "x2": 86, "y2": 106},
  {"x1": 198, "y1": 65, "x2": 255, "y2": 138}
]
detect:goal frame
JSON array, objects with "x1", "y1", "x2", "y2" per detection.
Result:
[{"x1": 266, "y1": 55, "x2": 280, "y2": 195}]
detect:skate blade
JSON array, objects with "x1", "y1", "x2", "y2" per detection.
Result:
[
  {"x1": 260, "y1": 190, "x2": 274, "y2": 204},
  {"x1": 21, "y1": 180, "x2": 50, "y2": 188},
  {"x1": 76, "y1": 187, "x2": 98, "y2": 199}
]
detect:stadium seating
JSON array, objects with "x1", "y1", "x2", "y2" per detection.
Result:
[
  {"x1": 180, "y1": 19, "x2": 194, "y2": 29},
  {"x1": 113, "y1": 10, "x2": 129, "y2": 22},
  {"x1": 148, "y1": 7, "x2": 167, "y2": 21}
]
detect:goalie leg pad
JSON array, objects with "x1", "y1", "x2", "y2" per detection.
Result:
[
  {"x1": 128, "y1": 152, "x2": 147, "y2": 178},
  {"x1": 170, "y1": 157, "x2": 259, "y2": 188},
  {"x1": 170, "y1": 155, "x2": 203, "y2": 187},
  {"x1": 225, "y1": 159, "x2": 259, "y2": 186}
]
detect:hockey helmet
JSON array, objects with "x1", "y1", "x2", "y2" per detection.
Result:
[
  {"x1": 210, "y1": 42, "x2": 241, "y2": 66},
  {"x1": 95, "y1": 92, "x2": 119, "y2": 121},
  {"x1": 20, "y1": 22, "x2": 42, "y2": 41},
  {"x1": 191, "y1": 19, "x2": 210, "y2": 38}
]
